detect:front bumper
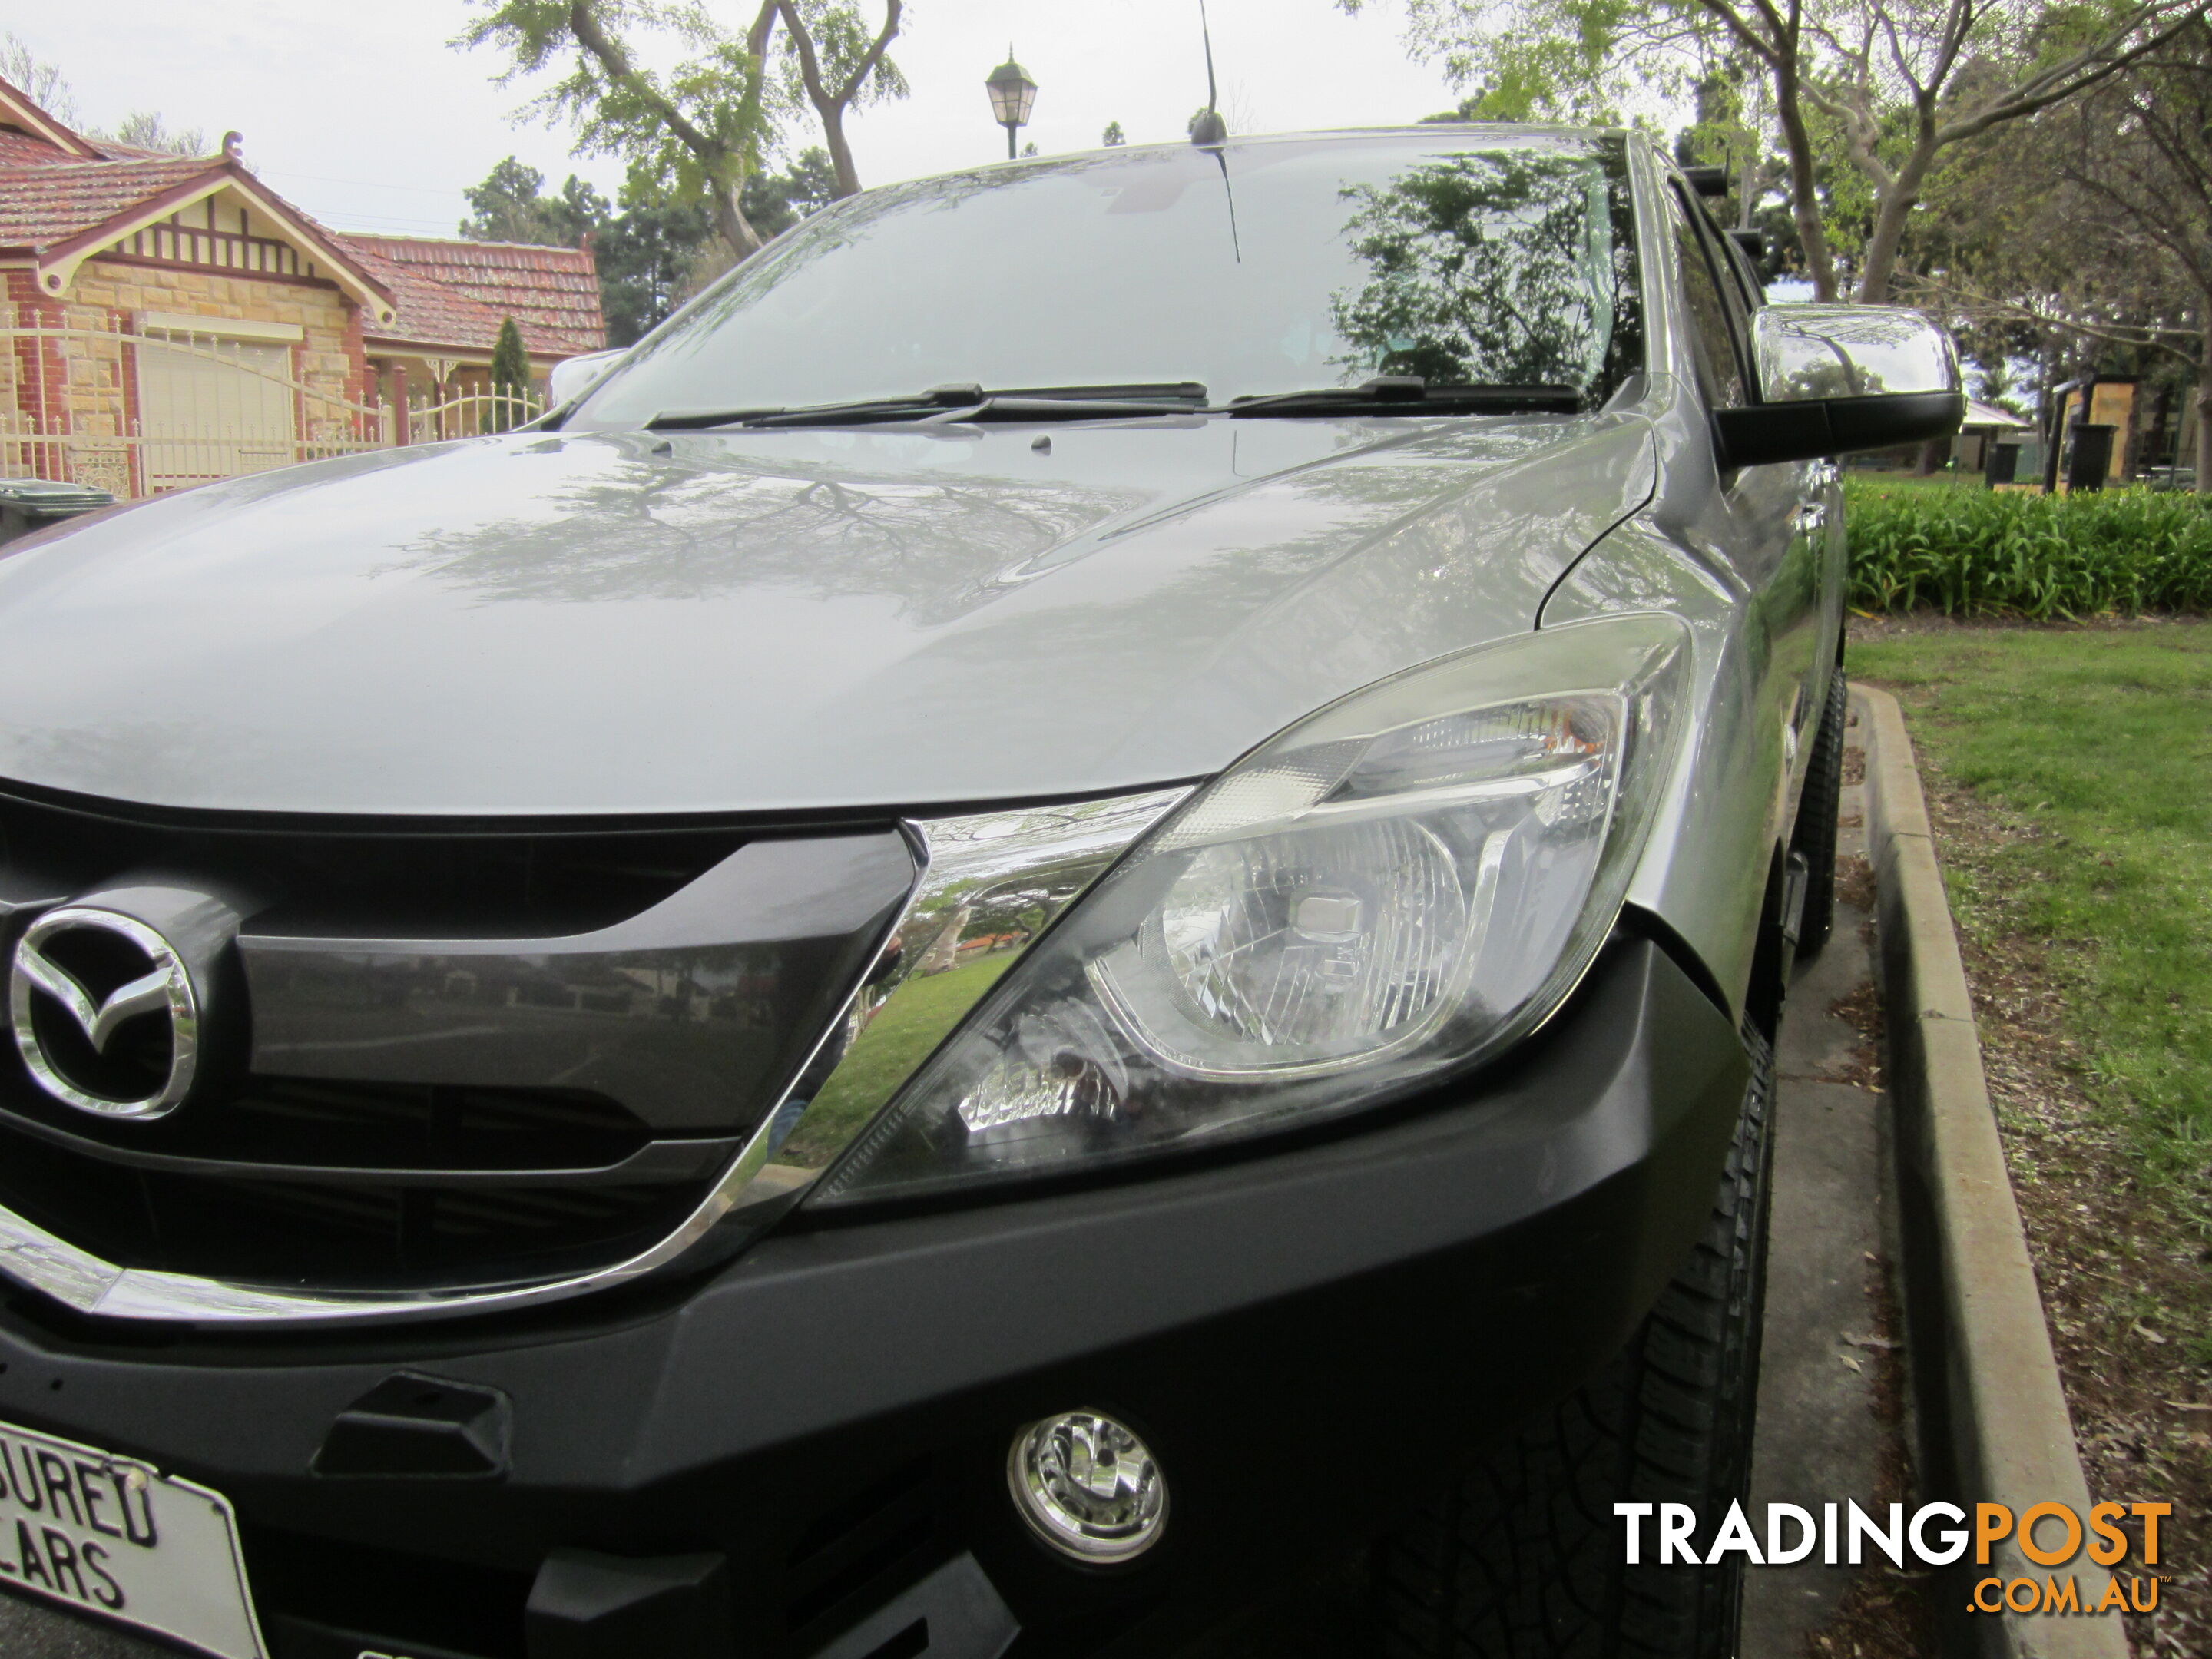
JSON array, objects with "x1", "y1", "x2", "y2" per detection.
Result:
[{"x1": 0, "y1": 933, "x2": 1745, "y2": 1659}]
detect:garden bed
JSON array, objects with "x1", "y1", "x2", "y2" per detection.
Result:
[{"x1": 1846, "y1": 481, "x2": 2212, "y2": 618}]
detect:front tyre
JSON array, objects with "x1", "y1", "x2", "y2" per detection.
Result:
[{"x1": 1375, "y1": 1028, "x2": 1775, "y2": 1659}]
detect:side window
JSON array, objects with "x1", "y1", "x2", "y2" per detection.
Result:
[{"x1": 1664, "y1": 184, "x2": 1747, "y2": 409}]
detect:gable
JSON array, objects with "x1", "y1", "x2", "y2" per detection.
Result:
[
  {"x1": 10, "y1": 162, "x2": 396, "y2": 326},
  {"x1": 0, "y1": 72, "x2": 99, "y2": 160}
]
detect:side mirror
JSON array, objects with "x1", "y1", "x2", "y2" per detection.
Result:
[
  {"x1": 1714, "y1": 303, "x2": 1964, "y2": 469},
  {"x1": 547, "y1": 348, "x2": 625, "y2": 409}
]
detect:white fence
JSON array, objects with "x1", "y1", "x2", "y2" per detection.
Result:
[{"x1": 0, "y1": 315, "x2": 545, "y2": 500}]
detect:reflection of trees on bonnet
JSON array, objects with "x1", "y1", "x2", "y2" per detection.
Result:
[
  {"x1": 388, "y1": 442, "x2": 1145, "y2": 627},
  {"x1": 1328, "y1": 150, "x2": 1641, "y2": 403}
]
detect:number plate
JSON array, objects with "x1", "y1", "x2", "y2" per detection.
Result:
[{"x1": 0, "y1": 1416, "x2": 262, "y2": 1657}]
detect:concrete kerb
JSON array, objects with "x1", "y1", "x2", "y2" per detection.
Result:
[{"x1": 1855, "y1": 687, "x2": 2125, "y2": 1659}]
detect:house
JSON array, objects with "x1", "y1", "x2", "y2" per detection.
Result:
[
  {"x1": 0, "y1": 75, "x2": 604, "y2": 498},
  {"x1": 1955, "y1": 398, "x2": 2035, "y2": 482}
]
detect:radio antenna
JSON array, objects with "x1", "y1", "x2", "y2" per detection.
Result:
[{"x1": 1191, "y1": 0, "x2": 1228, "y2": 147}]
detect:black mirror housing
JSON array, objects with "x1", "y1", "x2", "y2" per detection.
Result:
[{"x1": 1714, "y1": 391, "x2": 1964, "y2": 469}]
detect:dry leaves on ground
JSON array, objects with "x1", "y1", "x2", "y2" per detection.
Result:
[{"x1": 1918, "y1": 774, "x2": 2212, "y2": 1657}]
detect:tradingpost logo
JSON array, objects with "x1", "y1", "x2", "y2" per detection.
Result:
[{"x1": 1615, "y1": 1499, "x2": 2170, "y2": 1614}]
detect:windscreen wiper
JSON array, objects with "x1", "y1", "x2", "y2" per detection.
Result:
[
  {"x1": 649, "y1": 382, "x2": 1210, "y2": 431},
  {"x1": 1225, "y1": 376, "x2": 1584, "y2": 417}
]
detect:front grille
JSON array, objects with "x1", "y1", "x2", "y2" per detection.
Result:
[
  {"x1": 0, "y1": 1095, "x2": 703, "y2": 1282},
  {"x1": 0, "y1": 1071, "x2": 654, "y2": 1171},
  {"x1": 0, "y1": 783, "x2": 750, "y2": 939},
  {"x1": 0, "y1": 782, "x2": 913, "y2": 1306}
]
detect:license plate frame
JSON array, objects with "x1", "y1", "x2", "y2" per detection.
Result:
[{"x1": 0, "y1": 1415, "x2": 263, "y2": 1657}]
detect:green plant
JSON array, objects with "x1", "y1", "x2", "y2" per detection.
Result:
[
  {"x1": 485, "y1": 316, "x2": 531, "y2": 434},
  {"x1": 1846, "y1": 481, "x2": 2212, "y2": 618}
]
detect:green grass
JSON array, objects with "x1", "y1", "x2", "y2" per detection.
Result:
[
  {"x1": 780, "y1": 954, "x2": 1014, "y2": 1164},
  {"x1": 1852, "y1": 624, "x2": 2212, "y2": 1204},
  {"x1": 1846, "y1": 482, "x2": 2212, "y2": 618}
]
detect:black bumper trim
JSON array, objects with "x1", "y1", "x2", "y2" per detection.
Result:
[{"x1": 0, "y1": 936, "x2": 1747, "y2": 1658}]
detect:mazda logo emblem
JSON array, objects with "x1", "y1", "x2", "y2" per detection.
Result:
[{"x1": 9, "y1": 907, "x2": 200, "y2": 1118}]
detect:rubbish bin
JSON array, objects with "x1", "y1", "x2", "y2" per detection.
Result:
[
  {"x1": 2064, "y1": 425, "x2": 2116, "y2": 493},
  {"x1": 0, "y1": 478, "x2": 115, "y2": 545}
]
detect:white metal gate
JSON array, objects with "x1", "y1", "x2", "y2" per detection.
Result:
[
  {"x1": 135, "y1": 334, "x2": 300, "y2": 490},
  {"x1": 0, "y1": 312, "x2": 545, "y2": 500}
]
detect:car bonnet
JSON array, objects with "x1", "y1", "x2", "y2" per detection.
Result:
[{"x1": 0, "y1": 413, "x2": 1654, "y2": 816}]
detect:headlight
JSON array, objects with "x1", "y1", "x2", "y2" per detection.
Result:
[{"x1": 810, "y1": 614, "x2": 1689, "y2": 1207}]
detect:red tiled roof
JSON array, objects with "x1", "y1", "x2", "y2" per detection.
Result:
[
  {"x1": 344, "y1": 235, "x2": 604, "y2": 359},
  {"x1": 0, "y1": 131, "x2": 79, "y2": 167},
  {"x1": 0, "y1": 71, "x2": 101, "y2": 160},
  {"x1": 0, "y1": 154, "x2": 209, "y2": 250},
  {"x1": 0, "y1": 98, "x2": 602, "y2": 361}
]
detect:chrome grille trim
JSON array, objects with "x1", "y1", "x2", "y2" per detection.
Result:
[{"x1": 0, "y1": 786, "x2": 1188, "y2": 1325}]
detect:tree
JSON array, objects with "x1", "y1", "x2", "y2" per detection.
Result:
[
  {"x1": 1348, "y1": 0, "x2": 2208, "y2": 302},
  {"x1": 1913, "y1": 23, "x2": 2212, "y2": 487},
  {"x1": 486, "y1": 316, "x2": 531, "y2": 433},
  {"x1": 0, "y1": 33, "x2": 76, "y2": 121},
  {"x1": 1800, "y1": 0, "x2": 2208, "y2": 300},
  {"x1": 459, "y1": 0, "x2": 781, "y2": 259},
  {"x1": 742, "y1": 146, "x2": 837, "y2": 239},
  {"x1": 460, "y1": 157, "x2": 608, "y2": 243},
  {"x1": 459, "y1": 149, "x2": 835, "y2": 346},
  {"x1": 1102, "y1": 120, "x2": 1126, "y2": 146},
  {"x1": 107, "y1": 111, "x2": 206, "y2": 155},
  {"x1": 594, "y1": 191, "x2": 714, "y2": 343},
  {"x1": 753, "y1": 2, "x2": 906, "y2": 198},
  {"x1": 1971, "y1": 354, "x2": 2029, "y2": 419}
]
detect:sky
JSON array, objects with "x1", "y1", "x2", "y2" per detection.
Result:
[{"x1": 11, "y1": 2, "x2": 1463, "y2": 238}]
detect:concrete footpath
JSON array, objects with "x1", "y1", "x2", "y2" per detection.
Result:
[{"x1": 1740, "y1": 712, "x2": 1919, "y2": 1654}]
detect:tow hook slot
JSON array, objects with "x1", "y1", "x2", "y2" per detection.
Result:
[{"x1": 311, "y1": 1370, "x2": 511, "y2": 1479}]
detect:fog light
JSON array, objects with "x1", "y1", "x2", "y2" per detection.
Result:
[{"x1": 1007, "y1": 1410, "x2": 1167, "y2": 1563}]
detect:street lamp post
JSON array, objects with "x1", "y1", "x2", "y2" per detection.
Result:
[{"x1": 985, "y1": 51, "x2": 1037, "y2": 160}]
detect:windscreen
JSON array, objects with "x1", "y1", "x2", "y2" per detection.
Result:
[{"x1": 569, "y1": 131, "x2": 1644, "y2": 426}]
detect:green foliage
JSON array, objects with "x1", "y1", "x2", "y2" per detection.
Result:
[
  {"x1": 1846, "y1": 481, "x2": 2212, "y2": 618},
  {"x1": 762, "y1": 0, "x2": 909, "y2": 121},
  {"x1": 485, "y1": 316, "x2": 531, "y2": 433},
  {"x1": 1102, "y1": 120, "x2": 1126, "y2": 146},
  {"x1": 456, "y1": 0, "x2": 771, "y2": 211},
  {"x1": 460, "y1": 151, "x2": 835, "y2": 346},
  {"x1": 1357, "y1": 0, "x2": 1675, "y2": 125},
  {"x1": 593, "y1": 192, "x2": 712, "y2": 346},
  {"x1": 1851, "y1": 623, "x2": 2212, "y2": 1206},
  {"x1": 461, "y1": 157, "x2": 608, "y2": 243}
]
